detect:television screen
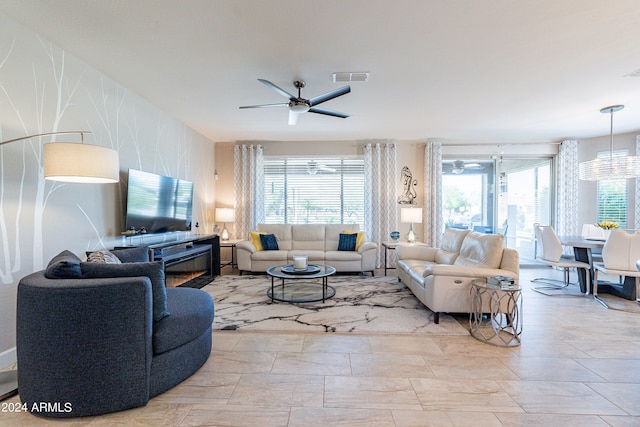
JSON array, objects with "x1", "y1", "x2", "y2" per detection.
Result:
[{"x1": 125, "y1": 169, "x2": 194, "y2": 234}]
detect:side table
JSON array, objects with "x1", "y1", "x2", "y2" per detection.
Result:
[
  {"x1": 220, "y1": 239, "x2": 242, "y2": 269},
  {"x1": 381, "y1": 241, "x2": 399, "y2": 276},
  {"x1": 469, "y1": 279, "x2": 522, "y2": 347}
]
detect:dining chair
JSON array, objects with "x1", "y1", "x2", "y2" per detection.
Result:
[
  {"x1": 531, "y1": 225, "x2": 591, "y2": 295},
  {"x1": 594, "y1": 229, "x2": 640, "y2": 309}
]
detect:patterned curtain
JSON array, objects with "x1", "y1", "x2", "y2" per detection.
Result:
[
  {"x1": 636, "y1": 136, "x2": 640, "y2": 231},
  {"x1": 423, "y1": 140, "x2": 443, "y2": 247},
  {"x1": 233, "y1": 145, "x2": 264, "y2": 240},
  {"x1": 363, "y1": 143, "x2": 397, "y2": 268},
  {"x1": 557, "y1": 140, "x2": 579, "y2": 238}
]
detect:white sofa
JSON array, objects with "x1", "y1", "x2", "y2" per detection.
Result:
[
  {"x1": 396, "y1": 228, "x2": 519, "y2": 323},
  {"x1": 236, "y1": 224, "x2": 377, "y2": 275}
]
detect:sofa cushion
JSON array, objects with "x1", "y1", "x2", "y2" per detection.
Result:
[
  {"x1": 81, "y1": 261, "x2": 169, "y2": 321},
  {"x1": 260, "y1": 233, "x2": 279, "y2": 250},
  {"x1": 338, "y1": 233, "x2": 357, "y2": 251},
  {"x1": 153, "y1": 287, "x2": 214, "y2": 354},
  {"x1": 250, "y1": 231, "x2": 265, "y2": 251},
  {"x1": 86, "y1": 250, "x2": 122, "y2": 264},
  {"x1": 342, "y1": 230, "x2": 365, "y2": 250},
  {"x1": 435, "y1": 228, "x2": 470, "y2": 264},
  {"x1": 44, "y1": 250, "x2": 83, "y2": 279},
  {"x1": 292, "y1": 224, "x2": 325, "y2": 251},
  {"x1": 258, "y1": 224, "x2": 292, "y2": 251},
  {"x1": 110, "y1": 246, "x2": 151, "y2": 263},
  {"x1": 454, "y1": 231, "x2": 504, "y2": 269},
  {"x1": 325, "y1": 250, "x2": 362, "y2": 262},
  {"x1": 289, "y1": 250, "x2": 325, "y2": 262}
]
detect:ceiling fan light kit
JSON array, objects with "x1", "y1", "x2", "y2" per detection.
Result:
[{"x1": 240, "y1": 79, "x2": 351, "y2": 125}]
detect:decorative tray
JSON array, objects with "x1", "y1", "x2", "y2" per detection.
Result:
[{"x1": 281, "y1": 264, "x2": 321, "y2": 275}]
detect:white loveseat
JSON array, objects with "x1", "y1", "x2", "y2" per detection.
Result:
[
  {"x1": 396, "y1": 228, "x2": 519, "y2": 323},
  {"x1": 236, "y1": 224, "x2": 377, "y2": 275}
]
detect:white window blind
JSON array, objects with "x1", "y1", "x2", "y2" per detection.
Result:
[
  {"x1": 264, "y1": 157, "x2": 365, "y2": 229},
  {"x1": 597, "y1": 149, "x2": 628, "y2": 228}
]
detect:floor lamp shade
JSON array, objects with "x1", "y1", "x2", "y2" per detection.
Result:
[{"x1": 44, "y1": 143, "x2": 120, "y2": 183}]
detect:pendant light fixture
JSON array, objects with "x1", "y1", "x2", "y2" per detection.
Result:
[{"x1": 579, "y1": 105, "x2": 640, "y2": 181}]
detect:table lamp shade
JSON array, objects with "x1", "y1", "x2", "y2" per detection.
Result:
[
  {"x1": 215, "y1": 208, "x2": 235, "y2": 223},
  {"x1": 401, "y1": 207, "x2": 423, "y2": 224}
]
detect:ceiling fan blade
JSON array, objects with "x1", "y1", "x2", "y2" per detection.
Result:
[
  {"x1": 288, "y1": 110, "x2": 300, "y2": 125},
  {"x1": 258, "y1": 79, "x2": 298, "y2": 102},
  {"x1": 308, "y1": 107, "x2": 350, "y2": 119},
  {"x1": 239, "y1": 103, "x2": 289, "y2": 109},
  {"x1": 308, "y1": 85, "x2": 351, "y2": 107}
]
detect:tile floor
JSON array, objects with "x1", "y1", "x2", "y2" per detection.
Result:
[{"x1": 2, "y1": 267, "x2": 640, "y2": 426}]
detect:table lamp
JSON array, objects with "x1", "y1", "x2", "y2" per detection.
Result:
[
  {"x1": 215, "y1": 208, "x2": 235, "y2": 241},
  {"x1": 401, "y1": 207, "x2": 422, "y2": 243}
]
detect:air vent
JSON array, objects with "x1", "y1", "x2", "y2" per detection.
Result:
[
  {"x1": 332, "y1": 72, "x2": 369, "y2": 82},
  {"x1": 625, "y1": 68, "x2": 640, "y2": 77}
]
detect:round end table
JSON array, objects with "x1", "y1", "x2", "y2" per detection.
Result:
[{"x1": 469, "y1": 278, "x2": 522, "y2": 347}]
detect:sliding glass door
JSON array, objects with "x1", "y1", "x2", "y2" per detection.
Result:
[{"x1": 443, "y1": 157, "x2": 553, "y2": 263}]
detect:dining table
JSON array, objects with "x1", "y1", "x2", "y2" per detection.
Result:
[{"x1": 559, "y1": 235, "x2": 636, "y2": 300}]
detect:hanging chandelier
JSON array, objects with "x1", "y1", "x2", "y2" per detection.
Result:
[{"x1": 579, "y1": 105, "x2": 640, "y2": 181}]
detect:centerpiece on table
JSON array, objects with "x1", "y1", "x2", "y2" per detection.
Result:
[{"x1": 597, "y1": 221, "x2": 618, "y2": 239}]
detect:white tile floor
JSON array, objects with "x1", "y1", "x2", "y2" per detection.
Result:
[{"x1": 3, "y1": 267, "x2": 640, "y2": 426}]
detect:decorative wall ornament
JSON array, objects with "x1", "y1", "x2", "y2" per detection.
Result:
[{"x1": 397, "y1": 166, "x2": 417, "y2": 205}]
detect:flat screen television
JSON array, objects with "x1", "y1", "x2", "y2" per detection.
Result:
[{"x1": 125, "y1": 169, "x2": 194, "y2": 234}]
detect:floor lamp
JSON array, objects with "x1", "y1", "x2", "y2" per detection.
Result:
[{"x1": 0, "y1": 131, "x2": 119, "y2": 401}]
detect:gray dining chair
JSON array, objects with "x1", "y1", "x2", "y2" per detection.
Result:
[{"x1": 531, "y1": 225, "x2": 591, "y2": 295}]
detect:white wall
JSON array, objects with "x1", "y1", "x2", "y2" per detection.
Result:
[{"x1": 0, "y1": 13, "x2": 216, "y2": 358}]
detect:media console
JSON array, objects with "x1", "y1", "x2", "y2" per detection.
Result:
[{"x1": 116, "y1": 234, "x2": 220, "y2": 288}]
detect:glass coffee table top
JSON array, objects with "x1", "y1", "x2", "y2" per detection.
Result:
[{"x1": 266, "y1": 264, "x2": 336, "y2": 303}]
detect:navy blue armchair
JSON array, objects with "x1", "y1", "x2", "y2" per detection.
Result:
[{"x1": 16, "y1": 248, "x2": 214, "y2": 418}]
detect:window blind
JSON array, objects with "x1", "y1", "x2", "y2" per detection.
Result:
[
  {"x1": 264, "y1": 157, "x2": 365, "y2": 229},
  {"x1": 596, "y1": 149, "x2": 628, "y2": 228}
]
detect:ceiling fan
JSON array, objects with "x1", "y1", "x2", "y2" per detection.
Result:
[
  {"x1": 445, "y1": 160, "x2": 484, "y2": 174},
  {"x1": 307, "y1": 160, "x2": 336, "y2": 175},
  {"x1": 239, "y1": 79, "x2": 351, "y2": 125}
]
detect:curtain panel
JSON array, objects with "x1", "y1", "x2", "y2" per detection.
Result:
[
  {"x1": 363, "y1": 143, "x2": 397, "y2": 268},
  {"x1": 636, "y1": 136, "x2": 640, "y2": 231},
  {"x1": 557, "y1": 140, "x2": 579, "y2": 240},
  {"x1": 233, "y1": 145, "x2": 264, "y2": 240},
  {"x1": 423, "y1": 140, "x2": 443, "y2": 247}
]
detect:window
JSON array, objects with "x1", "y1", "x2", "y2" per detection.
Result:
[
  {"x1": 264, "y1": 157, "x2": 365, "y2": 228},
  {"x1": 597, "y1": 149, "x2": 628, "y2": 229}
]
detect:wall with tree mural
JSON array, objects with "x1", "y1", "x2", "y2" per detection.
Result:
[{"x1": 0, "y1": 13, "x2": 216, "y2": 360}]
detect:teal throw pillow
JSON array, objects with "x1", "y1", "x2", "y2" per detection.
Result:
[
  {"x1": 259, "y1": 233, "x2": 279, "y2": 251},
  {"x1": 337, "y1": 233, "x2": 357, "y2": 251}
]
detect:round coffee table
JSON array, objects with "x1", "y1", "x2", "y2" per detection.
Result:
[{"x1": 266, "y1": 264, "x2": 336, "y2": 303}]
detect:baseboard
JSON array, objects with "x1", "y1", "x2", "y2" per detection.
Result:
[{"x1": 0, "y1": 347, "x2": 17, "y2": 370}]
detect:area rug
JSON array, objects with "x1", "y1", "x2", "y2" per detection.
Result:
[{"x1": 202, "y1": 274, "x2": 469, "y2": 335}]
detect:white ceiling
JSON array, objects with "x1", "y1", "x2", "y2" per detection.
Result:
[{"x1": 1, "y1": 0, "x2": 640, "y2": 144}]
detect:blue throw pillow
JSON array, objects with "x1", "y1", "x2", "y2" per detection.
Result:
[
  {"x1": 259, "y1": 233, "x2": 279, "y2": 251},
  {"x1": 44, "y1": 250, "x2": 83, "y2": 279},
  {"x1": 81, "y1": 261, "x2": 169, "y2": 321},
  {"x1": 338, "y1": 233, "x2": 357, "y2": 251}
]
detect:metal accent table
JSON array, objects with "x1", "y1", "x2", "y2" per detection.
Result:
[
  {"x1": 469, "y1": 279, "x2": 522, "y2": 347},
  {"x1": 267, "y1": 264, "x2": 337, "y2": 303}
]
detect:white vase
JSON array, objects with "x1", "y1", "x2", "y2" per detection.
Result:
[{"x1": 603, "y1": 229, "x2": 612, "y2": 240}]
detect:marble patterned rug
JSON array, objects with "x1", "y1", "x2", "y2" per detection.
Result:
[{"x1": 203, "y1": 274, "x2": 469, "y2": 335}]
